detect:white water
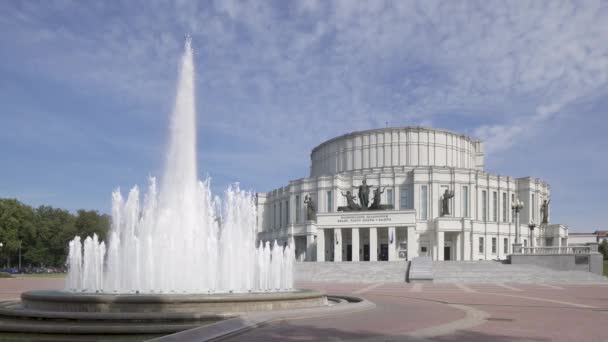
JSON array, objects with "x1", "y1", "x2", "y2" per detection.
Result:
[{"x1": 65, "y1": 38, "x2": 294, "y2": 294}]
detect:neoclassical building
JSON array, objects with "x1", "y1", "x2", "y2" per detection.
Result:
[{"x1": 256, "y1": 127, "x2": 568, "y2": 262}]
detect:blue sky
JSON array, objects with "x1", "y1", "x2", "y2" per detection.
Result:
[{"x1": 0, "y1": 1, "x2": 606, "y2": 231}]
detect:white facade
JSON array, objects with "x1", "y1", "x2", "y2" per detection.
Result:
[{"x1": 256, "y1": 127, "x2": 569, "y2": 262}]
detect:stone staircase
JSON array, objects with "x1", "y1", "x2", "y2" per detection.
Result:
[
  {"x1": 295, "y1": 261, "x2": 407, "y2": 283},
  {"x1": 432, "y1": 261, "x2": 608, "y2": 283},
  {"x1": 408, "y1": 257, "x2": 434, "y2": 282}
]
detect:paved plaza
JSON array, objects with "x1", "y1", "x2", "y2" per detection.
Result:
[{"x1": 0, "y1": 277, "x2": 607, "y2": 341}]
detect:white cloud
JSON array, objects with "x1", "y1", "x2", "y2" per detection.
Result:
[{"x1": 1, "y1": 0, "x2": 607, "y2": 196}]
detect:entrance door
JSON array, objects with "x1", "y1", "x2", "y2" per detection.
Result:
[
  {"x1": 444, "y1": 246, "x2": 451, "y2": 261},
  {"x1": 380, "y1": 244, "x2": 389, "y2": 261},
  {"x1": 363, "y1": 244, "x2": 370, "y2": 261},
  {"x1": 347, "y1": 245, "x2": 352, "y2": 261}
]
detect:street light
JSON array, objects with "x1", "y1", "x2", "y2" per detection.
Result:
[
  {"x1": 528, "y1": 221, "x2": 537, "y2": 249},
  {"x1": 512, "y1": 198, "x2": 524, "y2": 244}
]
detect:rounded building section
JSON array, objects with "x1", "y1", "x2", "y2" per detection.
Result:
[{"x1": 310, "y1": 127, "x2": 485, "y2": 178}]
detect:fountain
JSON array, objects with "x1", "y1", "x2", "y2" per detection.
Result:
[
  {"x1": 64, "y1": 38, "x2": 293, "y2": 294},
  {"x1": 0, "y1": 38, "x2": 338, "y2": 337}
]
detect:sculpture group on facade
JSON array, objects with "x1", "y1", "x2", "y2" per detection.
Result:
[{"x1": 338, "y1": 180, "x2": 393, "y2": 212}]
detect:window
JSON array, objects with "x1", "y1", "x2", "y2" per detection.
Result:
[
  {"x1": 531, "y1": 194, "x2": 536, "y2": 221},
  {"x1": 503, "y1": 238, "x2": 508, "y2": 254},
  {"x1": 462, "y1": 186, "x2": 469, "y2": 217},
  {"x1": 492, "y1": 191, "x2": 497, "y2": 222},
  {"x1": 479, "y1": 237, "x2": 484, "y2": 253},
  {"x1": 386, "y1": 189, "x2": 393, "y2": 206},
  {"x1": 492, "y1": 237, "x2": 497, "y2": 253},
  {"x1": 400, "y1": 186, "x2": 411, "y2": 209},
  {"x1": 285, "y1": 200, "x2": 289, "y2": 225},
  {"x1": 482, "y1": 190, "x2": 487, "y2": 221},
  {"x1": 524, "y1": 239, "x2": 528, "y2": 247},
  {"x1": 327, "y1": 191, "x2": 332, "y2": 212},
  {"x1": 420, "y1": 185, "x2": 428, "y2": 220},
  {"x1": 279, "y1": 202, "x2": 282, "y2": 228},
  {"x1": 295, "y1": 195, "x2": 300, "y2": 223},
  {"x1": 502, "y1": 192, "x2": 507, "y2": 222}
]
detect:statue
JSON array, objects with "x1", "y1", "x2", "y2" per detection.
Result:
[
  {"x1": 441, "y1": 189, "x2": 454, "y2": 216},
  {"x1": 358, "y1": 180, "x2": 370, "y2": 210},
  {"x1": 304, "y1": 194, "x2": 316, "y2": 221},
  {"x1": 370, "y1": 187, "x2": 385, "y2": 210},
  {"x1": 340, "y1": 191, "x2": 360, "y2": 211},
  {"x1": 540, "y1": 199, "x2": 550, "y2": 224}
]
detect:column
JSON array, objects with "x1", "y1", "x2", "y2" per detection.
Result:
[
  {"x1": 407, "y1": 226, "x2": 418, "y2": 260},
  {"x1": 352, "y1": 228, "x2": 360, "y2": 262},
  {"x1": 316, "y1": 229, "x2": 325, "y2": 262},
  {"x1": 455, "y1": 232, "x2": 462, "y2": 261},
  {"x1": 334, "y1": 228, "x2": 342, "y2": 262},
  {"x1": 388, "y1": 227, "x2": 397, "y2": 261},
  {"x1": 369, "y1": 227, "x2": 378, "y2": 261},
  {"x1": 437, "y1": 231, "x2": 444, "y2": 261},
  {"x1": 306, "y1": 234, "x2": 315, "y2": 261}
]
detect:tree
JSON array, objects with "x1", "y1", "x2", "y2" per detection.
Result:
[
  {"x1": 0, "y1": 199, "x2": 35, "y2": 267},
  {"x1": 599, "y1": 240, "x2": 608, "y2": 260},
  {"x1": 74, "y1": 210, "x2": 110, "y2": 243},
  {"x1": 0, "y1": 198, "x2": 111, "y2": 269}
]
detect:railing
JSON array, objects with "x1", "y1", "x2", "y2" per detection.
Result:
[{"x1": 514, "y1": 245, "x2": 597, "y2": 255}]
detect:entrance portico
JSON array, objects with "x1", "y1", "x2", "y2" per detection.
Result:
[{"x1": 315, "y1": 210, "x2": 416, "y2": 262}]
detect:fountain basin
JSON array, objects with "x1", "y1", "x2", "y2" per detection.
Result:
[{"x1": 21, "y1": 289, "x2": 328, "y2": 314}]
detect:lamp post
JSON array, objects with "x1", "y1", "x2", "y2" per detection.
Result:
[
  {"x1": 528, "y1": 221, "x2": 537, "y2": 250},
  {"x1": 512, "y1": 198, "x2": 524, "y2": 244},
  {"x1": 18, "y1": 241, "x2": 22, "y2": 272}
]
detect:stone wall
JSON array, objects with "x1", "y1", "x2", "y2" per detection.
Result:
[{"x1": 510, "y1": 253, "x2": 603, "y2": 275}]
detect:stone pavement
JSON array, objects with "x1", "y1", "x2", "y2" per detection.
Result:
[
  {"x1": 2, "y1": 276, "x2": 608, "y2": 341},
  {"x1": 231, "y1": 281, "x2": 608, "y2": 341}
]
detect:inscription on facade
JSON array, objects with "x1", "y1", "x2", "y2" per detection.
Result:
[
  {"x1": 337, "y1": 214, "x2": 392, "y2": 224},
  {"x1": 316, "y1": 210, "x2": 416, "y2": 228}
]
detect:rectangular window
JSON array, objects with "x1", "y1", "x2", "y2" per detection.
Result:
[
  {"x1": 286, "y1": 200, "x2": 289, "y2": 225},
  {"x1": 502, "y1": 192, "x2": 507, "y2": 222},
  {"x1": 399, "y1": 186, "x2": 410, "y2": 209},
  {"x1": 492, "y1": 191, "x2": 497, "y2": 222},
  {"x1": 531, "y1": 194, "x2": 536, "y2": 222},
  {"x1": 279, "y1": 202, "x2": 283, "y2": 228},
  {"x1": 503, "y1": 238, "x2": 508, "y2": 254},
  {"x1": 420, "y1": 185, "x2": 428, "y2": 220},
  {"x1": 479, "y1": 237, "x2": 484, "y2": 253},
  {"x1": 511, "y1": 193, "x2": 515, "y2": 222},
  {"x1": 482, "y1": 190, "x2": 487, "y2": 221},
  {"x1": 273, "y1": 204, "x2": 277, "y2": 230},
  {"x1": 524, "y1": 239, "x2": 528, "y2": 247},
  {"x1": 462, "y1": 186, "x2": 469, "y2": 217},
  {"x1": 492, "y1": 237, "x2": 497, "y2": 253},
  {"x1": 387, "y1": 189, "x2": 393, "y2": 206},
  {"x1": 295, "y1": 195, "x2": 300, "y2": 223},
  {"x1": 326, "y1": 191, "x2": 332, "y2": 212}
]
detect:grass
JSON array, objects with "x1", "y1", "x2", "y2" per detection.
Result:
[
  {"x1": 16, "y1": 273, "x2": 66, "y2": 278},
  {"x1": 604, "y1": 260, "x2": 608, "y2": 277}
]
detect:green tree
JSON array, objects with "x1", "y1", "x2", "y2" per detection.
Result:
[
  {"x1": 0, "y1": 199, "x2": 35, "y2": 267},
  {"x1": 28, "y1": 206, "x2": 76, "y2": 267},
  {"x1": 74, "y1": 210, "x2": 110, "y2": 243},
  {"x1": 599, "y1": 240, "x2": 608, "y2": 260}
]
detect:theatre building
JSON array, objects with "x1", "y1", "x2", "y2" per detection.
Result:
[{"x1": 256, "y1": 127, "x2": 568, "y2": 262}]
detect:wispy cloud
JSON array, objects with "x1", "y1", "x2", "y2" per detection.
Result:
[{"x1": 0, "y1": 1, "x2": 606, "y2": 229}]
